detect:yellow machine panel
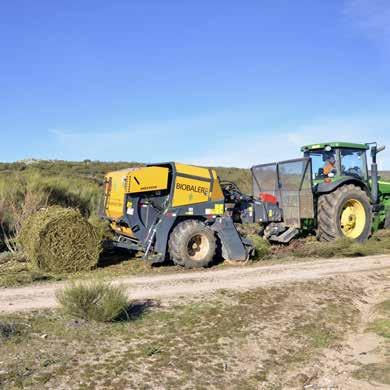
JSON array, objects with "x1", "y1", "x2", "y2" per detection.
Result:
[
  {"x1": 173, "y1": 176, "x2": 211, "y2": 207},
  {"x1": 210, "y1": 169, "x2": 225, "y2": 201},
  {"x1": 175, "y1": 163, "x2": 211, "y2": 179},
  {"x1": 104, "y1": 167, "x2": 140, "y2": 220},
  {"x1": 126, "y1": 166, "x2": 169, "y2": 193}
]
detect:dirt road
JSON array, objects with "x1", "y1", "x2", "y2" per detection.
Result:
[{"x1": 1, "y1": 255, "x2": 390, "y2": 313}]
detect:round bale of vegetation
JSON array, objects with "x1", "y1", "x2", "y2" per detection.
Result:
[{"x1": 19, "y1": 206, "x2": 102, "y2": 273}]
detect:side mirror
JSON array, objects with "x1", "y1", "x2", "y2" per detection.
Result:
[
  {"x1": 371, "y1": 144, "x2": 385, "y2": 156},
  {"x1": 377, "y1": 145, "x2": 386, "y2": 153}
]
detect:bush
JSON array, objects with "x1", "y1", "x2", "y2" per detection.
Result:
[
  {"x1": 19, "y1": 206, "x2": 102, "y2": 273},
  {"x1": 56, "y1": 281, "x2": 129, "y2": 322}
]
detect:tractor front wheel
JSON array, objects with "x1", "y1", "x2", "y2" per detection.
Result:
[
  {"x1": 168, "y1": 220, "x2": 216, "y2": 268},
  {"x1": 317, "y1": 184, "x2": 372, "y2": 242}
]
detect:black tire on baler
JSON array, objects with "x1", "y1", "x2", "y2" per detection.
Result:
[{"x1": 168, "y1": 220, "x2": 216, "y2": 268}]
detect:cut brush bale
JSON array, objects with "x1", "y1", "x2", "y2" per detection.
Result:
[{"x1": 19, "y1": 206, "x2": 102, "y2": 273}]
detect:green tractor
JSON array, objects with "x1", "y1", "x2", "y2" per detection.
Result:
[{"x1": 252, "y1": 142, "x2": 390, "y2": 243}]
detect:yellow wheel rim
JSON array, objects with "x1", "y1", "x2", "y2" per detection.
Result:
[
  {"x1": 340, "y1": 199, "x2": 366, "y2": 239},
  {"x1": 187, "y1": 234, "x2": 210, "y2": 261}
]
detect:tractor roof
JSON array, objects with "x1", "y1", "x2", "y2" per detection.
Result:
[{"x1": 301, "y1": 141, "x2": 369, "y2": 152}]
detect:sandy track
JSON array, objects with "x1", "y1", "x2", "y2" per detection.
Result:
[{"x1": 1, "y1": 255, "x2": 390, "y2": 313}]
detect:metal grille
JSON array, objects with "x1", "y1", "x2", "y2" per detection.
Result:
[{"x1": 251, "y1": 158, "x2": 314, "y2": 227}]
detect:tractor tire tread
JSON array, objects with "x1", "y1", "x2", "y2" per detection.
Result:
[{"x1": 317, "y1": 184, "x2": 372, "y2": 242}]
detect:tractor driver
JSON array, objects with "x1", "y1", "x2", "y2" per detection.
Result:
[{"x1": 323, "y1": 152, "x2": 336, "y2": 176}]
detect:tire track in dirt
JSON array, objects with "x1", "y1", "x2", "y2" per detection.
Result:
[{"x1": 1, "y1": 255, "x2": 390, "y2": 313}]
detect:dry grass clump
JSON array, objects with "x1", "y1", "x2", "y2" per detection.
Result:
[
  {"x1": 56, "y1": 281, "x2": 129, "y2": 322},
  {"x1": 19, "y1": 206, "x2": 102, "y2": 273},
  {"x1": 0, "y1": 251, "x2": 26, "y2": 265},
  {"x1": 293, "y1": 230, "x2": 390, "y2": 258},
  {"x1": 0, "y1": 251, "x2": 28, "y2": 276},
  {"x1": 0, "y1": 321, "x2": 21, "y2": 340}
]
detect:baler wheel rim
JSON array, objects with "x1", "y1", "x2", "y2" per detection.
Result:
[{"x1": 186, "y1": 233, "x2": 210, "y2": 261}]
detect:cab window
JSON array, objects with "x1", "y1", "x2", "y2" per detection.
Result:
[
  {"x1": 308, "y1": 150, "x2": 337, "y2": 179},
  {"x1": 340, "y1": 149, "x2": 366, "y2": 179}
]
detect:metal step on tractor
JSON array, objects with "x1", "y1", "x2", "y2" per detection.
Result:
[{"x1": 101, "y1": 141, "x2": 390, "y2": 268}]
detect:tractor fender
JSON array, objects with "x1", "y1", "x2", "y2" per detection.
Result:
[{"x1": 316, "y1": 177, "x2": 370, "y2": 197}]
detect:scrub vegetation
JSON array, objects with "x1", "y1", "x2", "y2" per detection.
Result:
[{"x1": 0, "y1": 277, "x2": 364, "y2": 389}]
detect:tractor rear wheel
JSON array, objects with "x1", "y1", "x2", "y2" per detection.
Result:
[
  {"x1": 317, "y1": 184, "x2": 372, "y2": 242},
  {"x1": 168, "y1": 220, "x2": 216, "y2": 268}
]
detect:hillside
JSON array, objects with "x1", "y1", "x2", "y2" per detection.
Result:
[
  {"x1": 0, "y1": 160, "x2": 253, "y2": 196},
  {"x1": 1, "y1": 159, "x2": 389, "y2": 194}
]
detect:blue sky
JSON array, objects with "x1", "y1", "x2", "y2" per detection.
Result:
[{"x1": 1, "y1": 0, "x2": 390, "y2": 167}]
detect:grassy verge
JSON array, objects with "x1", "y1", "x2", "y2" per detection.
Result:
[
  {"x1": 352, "y1": 298, "x2": 390, "y2": 386},
  {"x1": 0, "y1": 278, "x2": 361, "y2": 389}
]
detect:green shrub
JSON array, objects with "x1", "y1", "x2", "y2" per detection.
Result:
[{"x1": 56, "y1": 281, "x2": 129, "y2": 322}]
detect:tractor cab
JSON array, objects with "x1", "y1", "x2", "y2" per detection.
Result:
[{"x1": 301, "y1": 142, "x2": 369, "y2": 183}]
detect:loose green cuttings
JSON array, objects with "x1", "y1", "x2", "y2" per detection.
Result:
[
  {"x1": 19, "y1": 206, "x2": 102, "y2": 273},
  {"x1": 56, "y1": 281, "x2": 129, "y2": 322},
  {"x1": 246, "y1": 234, "x2": 270, "y2": 259}
]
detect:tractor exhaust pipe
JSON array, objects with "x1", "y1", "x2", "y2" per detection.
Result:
[{"x1": 370, "y1": 144, "x2": 385, "y2": 204}]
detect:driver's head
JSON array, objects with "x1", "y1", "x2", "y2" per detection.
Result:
[{"x1": 324, "y1": 152, "x2": 335, "y2": 164}]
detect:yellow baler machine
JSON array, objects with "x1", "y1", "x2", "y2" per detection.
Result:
[
  {"x1": 102, "y1": 162, "x2": 282, "y2": 268},
  {"x1": 104, "y1": 163, "x2": 224, "y2": 226}
]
